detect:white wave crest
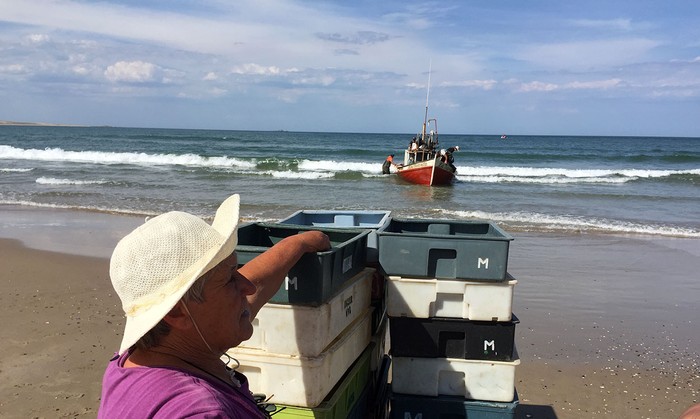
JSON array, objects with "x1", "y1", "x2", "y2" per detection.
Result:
[
  {"x1": 268, "y1": 170, "x2": 335, "y2": 180},
  {"x1": 439, "y1": 209, "x2": 700, "y2": 238},
  {"x1": 0, "y1": 199, "x2": 159, "y2": 217},
  {"x1": 454, "y1": 165, "x2": 699, "y2": 184},
  {"x1": 0, "y1": 145, "x2": 255, "y2": 169},
  {"x1": 298, "y1": 159, "x2": 378, "y2": 173},
  {"x1": 1, "y1": 167, "x2": 34, "y2": 172},
  {"x1": 457, "y1": 165, "x2": 695, "y2": 178},
  {"x1": 456, "y1": 175, "x2": 629, "y2": 184},
  {"x1": 36, "y1": 177, "x2": 108, "y2": 185}
]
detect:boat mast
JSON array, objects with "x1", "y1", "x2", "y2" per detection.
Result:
[{"x1": 422, "y1": 61, "x2": 432, "y2": 142}]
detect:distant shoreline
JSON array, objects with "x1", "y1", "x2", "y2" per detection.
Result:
[{"x1": 0, "y1": 120, "x2": 87, "y2": 127}]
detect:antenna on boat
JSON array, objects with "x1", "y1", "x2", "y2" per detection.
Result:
[{"x1": 422, "y1": 60, "x2": 432, "y2": 145}]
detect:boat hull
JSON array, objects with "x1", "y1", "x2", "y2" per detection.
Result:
[{"x1": 396, "y1": 158, "x2": 455, "y2": 186}]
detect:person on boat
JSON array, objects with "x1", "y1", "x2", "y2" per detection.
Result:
[
  {"x1": 382, "y1": 154, "x2": 396, "y2": 174},
  {"x1": 443, "y1": 146, "x2": 459, "y2": 172},
  {"x1": 98, "y1": 194, "x2": 330, "y2": 418}
]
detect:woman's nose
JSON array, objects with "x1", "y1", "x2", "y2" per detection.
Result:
[{"x1": 238, "y1": 276, "x2": 257, "y2": 295}]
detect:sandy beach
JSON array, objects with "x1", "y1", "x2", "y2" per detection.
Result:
[{"x1": 0, "y1": 207, "x2": 698, "y2": 418}]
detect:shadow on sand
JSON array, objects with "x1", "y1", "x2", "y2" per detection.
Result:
[{"x1": 516, "y1": 403, "x2": 558, "y2": 418}]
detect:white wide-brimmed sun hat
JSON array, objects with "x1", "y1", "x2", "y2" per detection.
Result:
[{"x1": 110, "y1": 194, "x2": 240, "y2": 354}]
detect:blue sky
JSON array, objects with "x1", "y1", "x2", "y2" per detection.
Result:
[{"x1": 1, "y1": 0, "x2": 699, "y2": 136}]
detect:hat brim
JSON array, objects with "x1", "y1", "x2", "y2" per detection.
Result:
[{"x1": 117, "y1": 194, "x2": 240, "y2": 354}]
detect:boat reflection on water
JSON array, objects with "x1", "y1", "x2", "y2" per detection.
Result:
[{"x1": 398, "y1": 181, "x2": 455, "y2": 203}]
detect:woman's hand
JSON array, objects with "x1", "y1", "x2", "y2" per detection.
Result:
[{"x1": 295, "y1": 230, "x2": 331, "y2": 253}]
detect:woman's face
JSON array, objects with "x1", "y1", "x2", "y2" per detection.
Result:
[{"x1": 188, "y1": 253, "x2": 257, "y2": 352}]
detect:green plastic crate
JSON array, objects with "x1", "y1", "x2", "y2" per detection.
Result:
[
  {"x1": 377, "y1": 218, "x2": 513, "y2": 281},
  {"x1": 236, "y1": 222, "x2": 369, "y2": 305}
]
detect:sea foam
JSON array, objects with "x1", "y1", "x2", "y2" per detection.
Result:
[{"x1": 440, "y1": 209, "x2": 700, "y2": 238}]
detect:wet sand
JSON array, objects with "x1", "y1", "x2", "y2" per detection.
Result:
[
  {"x1": 0, "y1": 207, "x2": 698, "y2": 418},
  {"x1": 510, "y1": 234, "x2": 700, "y2": 418}
]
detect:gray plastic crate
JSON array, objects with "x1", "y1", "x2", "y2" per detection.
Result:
[
  {"x1": 236, "y1": 222, "x2": 369, "y2": 305},
  {"x1": 377, "y1": 218, "x2": 513, "y2": 281},
  {"x1": 278, "y1": 210, "x2": 391, "y2": 263}
]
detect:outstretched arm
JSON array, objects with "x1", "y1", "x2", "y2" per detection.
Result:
[{"x1": 239, "y1": 231, "x2": 330, "y2": 317}]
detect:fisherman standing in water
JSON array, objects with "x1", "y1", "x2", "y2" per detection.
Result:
[
  {"x1": 445, "y1": 146, "x2": 460, "y2": 172},
  {"x1": 382, "y1": 154, "x2": 396, "y2": 174}
]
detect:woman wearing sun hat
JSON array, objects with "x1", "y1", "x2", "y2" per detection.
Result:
[{"x1": 98, "y1": 194, "x2": 330, "y2": 418}]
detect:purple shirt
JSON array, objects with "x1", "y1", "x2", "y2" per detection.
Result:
[{"x1": 98, "y1": 351, "x2": 266, "y2": 418}]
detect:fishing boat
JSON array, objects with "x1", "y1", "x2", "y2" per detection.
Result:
[
  {"x1": 396, "y1": 121, "x2": 457, "y2": 186},
  {"x1": 395, "y1": 67, "x2": 457, "y2": 186}
]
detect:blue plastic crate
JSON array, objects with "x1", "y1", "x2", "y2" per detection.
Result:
[
  {"x1": 278, "y1": 210, "x2": 391, "y2": 263},
  {"x1": 390, "y1": 390, "x2": 519, "y2": 419}
]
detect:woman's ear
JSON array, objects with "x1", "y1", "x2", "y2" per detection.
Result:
[{"x1": 162, "y1": 301, "x2": 190, "y2": 330}]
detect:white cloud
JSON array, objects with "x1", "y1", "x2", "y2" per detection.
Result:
[
  {"x1": 0, "y1": 64, "x2": 26, "y2": 74},
  {"x1": 276, "y1": 89, "x2": 302, "y2": 103},
  {"x1": 208, "y1": 87, "x2": 228, "y2": 96},
  {"x1": 566, "y1": 79, "x2": 622, "y2": 90},
  {"x1": 517, "y1": 78, "x2": 623, "y2": 93},
  {"x1": 104, "y1": 61, "x2": 157, "y2": 82},
  {"x1": 517, "y1": 78, "x2": 623, "y2": 92},
  {"x1": 26, "y1": 33, "x2": 50, "y2": 43},
  {"x1": 231, "y1": 63, "x2": 282, "y2": 76},
  {"x1": 440, "y1": 80, "x2": 498, "y2": 90},
  {"x1": 0, "y1": 0, "x2": 697, "y2": 135},
  {"x1": 72, "y1": 65, "x2": 90, "y2": 75},
  {"x1": 518, "y1": 81, "x2": 558, "y2": 92},
  {"x1": 570, "y1": 18, "x2": 633, "y2": 31},
  {"x1": 519, "y1": 38, "x2": 661, "y2": 70},
  {"x1": 315, "y1": 31, "x2": 392, "y2": 45},
  {"x1": 291, "y1": 75, "x2": 336, "y2": 86}
]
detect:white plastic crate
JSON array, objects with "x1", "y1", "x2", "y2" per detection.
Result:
[
  {"x1": 228, "y1": 308, "x2": 372, "y2": 407},
  {"x1": 390, "y1": 351, "x2": 520, "y2": 402},
  {"x1": 387, "y1": 274, "x2": 516, "y2": 321},
  {"x1": 239, "y1": 268, "x2": 373, "y2": 356}
]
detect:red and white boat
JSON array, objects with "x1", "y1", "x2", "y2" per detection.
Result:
[
  {"x1": 396, "y1": 119, "x2": 456, "y2": 186},
  {"x1": 395, "y1": 65, "x2": 457, "y2": 186}
]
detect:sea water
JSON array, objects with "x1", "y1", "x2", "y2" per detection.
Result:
[{"x1": 1, "y1": 126, "x2": 698, "y2": 238}]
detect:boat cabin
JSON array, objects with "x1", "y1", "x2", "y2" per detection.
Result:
[{"x1": 403, "y1": 123, "x2": 439, "y2": 166}]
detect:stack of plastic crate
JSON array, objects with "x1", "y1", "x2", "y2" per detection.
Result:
[
  {"x1": 277, "y1": 210, "x2": 394, "y2": 350},
  {"x1": 226, "y1": 220, "x2": 387, "y2": 418},
  {"x1": 377, "y1": 218, "x2": 520, "y2": 418}
]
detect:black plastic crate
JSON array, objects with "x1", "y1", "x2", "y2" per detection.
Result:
[
  {"x1": 389, "y1": 315, "x2": 518, "y2": 361},
  {"x1": 236, "y1": 222, "x2": 369, "y2": 305}
]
